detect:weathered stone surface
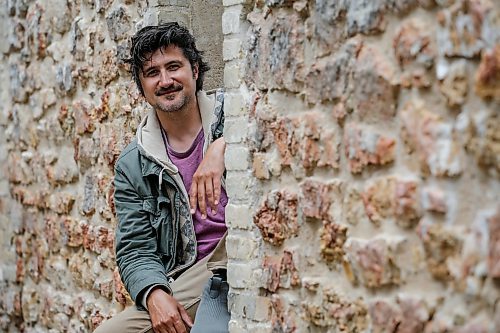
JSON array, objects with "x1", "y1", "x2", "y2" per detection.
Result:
[
  {"x1": 262, "y1": 250, "x2": 300, "y2": 292},
  {"x1": 105, "y1": 6, "x2": 131, "y2": 41},
  {"x1": 400, "y1": 99, "x2": 463, "y2": 177},
  {"x1": 246, "y1": 12, "x2": 305, "y2": 92},
  {"x1": 344, "y1": 123, "x2": 396, "y2": 173},
  {"x1": 302, "y1": 286, "x2": 368, "y2": 330},
  {"x1": 320, "y1": 221, "x2": 348, "y2": 264},
  {"x1": 436, "y1": 0, "x2": 494, "y2": 58},
  {"x1": 264, "y1": 112, "x2": 340, "y2": 174},
  {"x1": 254, "y1": 190, "x2": 299, "y2": 245},
  {"x1": 300, "y1": 179, "x2": 336, "y2": 220},
  {"x1": 351, "y1": 45, "x2": 398, "y2": 121},
  {"x1": 438, "y1": 60, "x2": 469, "y2": 107},
  {"x1": 394, "y1": 18, "x2": 435, "y2": 71},
  {"x1": 305, "y1": 38, "x2": 362, "y2": 104},
  {"x1": 475, "y1": 44, "x2": 500, "y2": 100},
  {"x1": 487, "y1": 208, "x2": 500, "y2": 278},
  {"x1": 362, "y1": 176, "x2": 422, "y2": 228},
  {"x1": 464, "y1": 110, "x2": 500, "y2": 172},
  {"x1": 417, "y1": 222, "x2": 462, "y2": 281},
  {"x1": 345, "y1": 237, "x2": 407, "y2": 288}
]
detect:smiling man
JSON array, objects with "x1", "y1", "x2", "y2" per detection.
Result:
[{"x1": 95, "y1": 23, "x2": 229, "y2": 333}]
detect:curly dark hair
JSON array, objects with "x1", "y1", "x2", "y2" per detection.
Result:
[{"x1": 127, "y1": 22, "x2": 210, "y2": 95}]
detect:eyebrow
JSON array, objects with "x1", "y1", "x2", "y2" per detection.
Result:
[{"x1": 143, "y1": 60, "x2": 183, "y2": 73}]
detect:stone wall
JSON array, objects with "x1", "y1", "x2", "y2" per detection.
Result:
[
  {"x1": 0, "y1": 0, "x2": 222, "y2": 332},
  {"x1": 223, "y1": 0, "x2": 500, "y2": 332}
]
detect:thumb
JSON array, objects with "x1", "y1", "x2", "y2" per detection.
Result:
[{"x1": 179, "y1": 304, "x2": 193, "y2": 328}]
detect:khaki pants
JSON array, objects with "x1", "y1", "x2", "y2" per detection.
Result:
[
  {"x1": 94, "y1": 235, "x2": 227, "y2": 333},
  {"x1": 94, "y1": 255, "x2": 211, "y2": 333}
]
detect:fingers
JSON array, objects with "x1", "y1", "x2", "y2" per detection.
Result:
[
  {"x1": 213, "y1": 176, "x2": 221, "y2": 209},
  {"x1": 179, "y1": 304, "x2": 193, "y2": 328},
  {"x1": 189, "y1": 182, "x2": 197, "y2": 215},
  {"x1": 172, "y1": 313, "x2": 187, "y2": 333},
  {"x1": 197, "y1": 177, "x2": 207, "y2": 219},
  {"x1": 152, "y1": 313, "x2": 187, "y2": 333},
  {"x1": 204, "y1": 175, "x2": 216, "y2": 214}
]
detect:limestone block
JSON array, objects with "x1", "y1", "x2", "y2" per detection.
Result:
[
  {"x1": 226, "y1": 234, "x2": 258, "y2": 260},
  {"x1": 225, "y1": 203, "x2": 254, "y2": 230}
]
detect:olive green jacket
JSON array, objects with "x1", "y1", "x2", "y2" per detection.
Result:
[{"x1": 114, "y1": 90, "x2": 224, "y2": 305}]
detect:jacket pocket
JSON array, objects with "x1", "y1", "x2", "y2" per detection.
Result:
[{"x1": 143, "y1": 197, "x2": 174, "y2": 268}]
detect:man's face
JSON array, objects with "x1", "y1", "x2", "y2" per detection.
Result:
[{"x1": 139, "y1": 45, "x2": 198, "y2": 114}]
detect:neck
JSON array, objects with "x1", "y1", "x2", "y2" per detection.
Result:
[{"x1": 156, "y1": 94, "x2": 202, "y2": 152}]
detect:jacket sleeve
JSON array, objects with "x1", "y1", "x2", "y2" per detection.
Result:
[
  {"x1": 210, "y1": 88, "x2": 225, "y2": 141},
  {"x1": 114, "y1": 164, "x2": 171, "y2": 305}
]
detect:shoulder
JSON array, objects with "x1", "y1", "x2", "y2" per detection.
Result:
[{"x1": 115, "y1": 138, "x2": 140, "y2": 173}]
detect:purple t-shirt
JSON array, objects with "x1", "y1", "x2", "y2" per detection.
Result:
[{"x1": 166, "y1": 129, "x2": 227, "y2": 262}]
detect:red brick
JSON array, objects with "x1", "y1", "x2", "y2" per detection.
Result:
[{"x1": 254, "y1": 190, "x2": 299, "y2": 245}]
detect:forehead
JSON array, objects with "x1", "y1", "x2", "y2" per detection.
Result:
[{"x1": 142, "y1": 45, "x2": 189, "y2": 69}]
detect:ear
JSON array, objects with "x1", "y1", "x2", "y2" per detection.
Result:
[{"x1": 192, "y1": 63, "x2": 199, "y2": 80}]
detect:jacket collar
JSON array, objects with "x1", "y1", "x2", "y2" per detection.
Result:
[{"x1": 136, "y1": 90, "x2": 216, "y2": 177}]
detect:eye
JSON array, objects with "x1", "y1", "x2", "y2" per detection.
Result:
[
  {"x1": 145, "y1": 69, "x2": 159, "y2": 77},
  {"x1": 168, "y1": 64, "x2": 180, "y2": 71}
]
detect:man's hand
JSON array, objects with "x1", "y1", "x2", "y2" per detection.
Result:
[
  {"x1": 189, "y1": 137, "x2": 226, "y2": 219},
  {"x1": 147, "y1": 288, "x2": 193, "y2": 333}
]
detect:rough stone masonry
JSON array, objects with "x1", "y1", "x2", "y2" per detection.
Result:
[
  {"x1": 0, "y1": 0, "x2": 223, "y2": 331},
  {"x1": 222, "y1": 0, "x2": 500, "y2": 332},
  {"x1": 0, "y1": 0, "x2": 499, "y2": 332}
]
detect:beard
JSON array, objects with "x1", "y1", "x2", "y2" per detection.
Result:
[{"x1": 153, "y1": 84, "x2": 190, "y2": 113}]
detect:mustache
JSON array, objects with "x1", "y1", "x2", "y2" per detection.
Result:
[{"x1": 155, "y1": 84, "x2": 183, "y2": 96}]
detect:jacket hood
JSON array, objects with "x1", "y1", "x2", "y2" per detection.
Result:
[{"x1": 136, "y1": 90, "x2": 218, "y2": 174}]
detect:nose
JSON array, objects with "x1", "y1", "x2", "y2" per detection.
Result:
[{"x1": 158, "y1": 70, "x2": 174, "y2": 87}]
